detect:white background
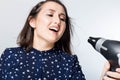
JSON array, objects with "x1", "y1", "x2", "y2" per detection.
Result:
[{"x1": 0, "y1": 0, "x2": 120, "y2": 80}]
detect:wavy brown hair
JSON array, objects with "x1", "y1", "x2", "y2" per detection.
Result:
[{"x1": 17, "y1": 0, "x2": 72, "y2": 54}]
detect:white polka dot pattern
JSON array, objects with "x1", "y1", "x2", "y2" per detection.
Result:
[{"x1": 0, "y1": 47, "x2": 86, "y2": 80}]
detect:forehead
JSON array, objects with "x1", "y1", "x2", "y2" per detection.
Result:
[{"x1": 41, "y1": 1, "x2": 66, "y2": 14}]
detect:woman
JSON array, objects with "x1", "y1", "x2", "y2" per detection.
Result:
[{"x1": 0, "y1": 0, "x2": 86, "y2": 80}]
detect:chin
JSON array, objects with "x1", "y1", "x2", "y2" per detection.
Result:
[{"x1": 48, "y1": 38, "x2": 59, "y2": 43}]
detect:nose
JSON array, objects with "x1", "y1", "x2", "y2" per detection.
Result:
[{"x1": 53, "y1": 16, "x2": 61, "y2": 25}]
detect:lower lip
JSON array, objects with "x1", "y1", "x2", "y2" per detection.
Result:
[{"x1": 49, "y1": 30, "x2": 58, "y2": 34}]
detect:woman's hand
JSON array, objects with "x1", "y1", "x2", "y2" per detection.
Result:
[{"x1": 101, "y1": 61, "x2": 120, "y2": 80}]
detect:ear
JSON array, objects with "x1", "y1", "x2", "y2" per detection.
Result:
[{"x1": 29, "y1": 17, "x2": 36, "y2": 28}]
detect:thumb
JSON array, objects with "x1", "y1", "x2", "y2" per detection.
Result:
[{"x1": 100, "y1": 61, "x2": 110, "y2": 80}]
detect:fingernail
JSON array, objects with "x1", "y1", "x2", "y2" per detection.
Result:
[{"x1": 116, "y1": 68, "x2": 119, "y2": 71}]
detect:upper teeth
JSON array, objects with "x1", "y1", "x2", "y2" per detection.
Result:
[{"x1": 49, "y1": 27, "x2": 58, "y2": 32}]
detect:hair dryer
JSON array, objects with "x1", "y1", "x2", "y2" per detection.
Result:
[{"x1": 88, "y1": 36, "x2": 120, "y2": 71}]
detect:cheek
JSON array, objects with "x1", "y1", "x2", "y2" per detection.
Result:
[
  {"x1": 38, "y1": 18, "x2": 50, "y2": 26},
  {"x1": 36, "y1": 14, "x2": 51, "y2": 26},
  {"x1": 35, "y1": 19, "x2": 51, "y2": 35},
  {"x1": 59, "y1": 25, "x2": 66, "y2": 37},
  {"x1": 62, "y1": 24, "x2": 66, "y2": 33}
]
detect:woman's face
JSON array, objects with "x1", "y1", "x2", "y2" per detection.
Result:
[{"x1": 30, "y1": 1, "x2": 66, "y2": 45}]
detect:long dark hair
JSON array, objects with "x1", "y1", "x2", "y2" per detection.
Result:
[{"x1": 17, "y1": 0, "x2": 72, "y2": 54}]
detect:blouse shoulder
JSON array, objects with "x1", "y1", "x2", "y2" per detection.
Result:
[
  {"x1": 3, "y1": 46, "x2": 22, "y2": 53},
  {"x1": 0, "y1": 47, "x2": 23, "y2": 58}
]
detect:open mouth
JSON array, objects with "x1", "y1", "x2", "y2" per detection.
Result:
[{"x1": 49, "y1": 27, "x2": 59, "y2": 32}]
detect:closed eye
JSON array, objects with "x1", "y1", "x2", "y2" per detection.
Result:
[
  {"x1": 47, "y1": 14, "x2": 53, "y2": 17},
  {"x1": 60, "y1": 18, "x2": 65, "y2": 22}
]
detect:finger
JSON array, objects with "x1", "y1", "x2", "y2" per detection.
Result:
[
  {"x1": 106, "y1": 71, "x2": 120, "y2": 79},
  {"x1": 116, "y1": 68, "x2": 120, "y2": 73},
  {"x1": 103, "y1": 76, "x2": 117, "y2": 80}
]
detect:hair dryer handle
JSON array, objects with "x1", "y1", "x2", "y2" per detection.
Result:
[{"x1": 109, "y1": 53, "x2": 120, "y2": 71}]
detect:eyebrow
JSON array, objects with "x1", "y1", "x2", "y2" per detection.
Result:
[{"x1": 48, "y1": 9, "x2": 66, "y2": 17}]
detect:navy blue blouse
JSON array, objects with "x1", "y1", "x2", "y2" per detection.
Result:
[{"x1": 0, "y1": 47, "x2": 86, "y2": 80}]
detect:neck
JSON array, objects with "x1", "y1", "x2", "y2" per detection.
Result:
[{"x1": 33, "y1": 37, "x2": 54, "y2": 51}]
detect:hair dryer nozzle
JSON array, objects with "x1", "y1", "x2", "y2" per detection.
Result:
[{"x1": 88, "y1": 36, "x2": 100, "y2": 48}]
